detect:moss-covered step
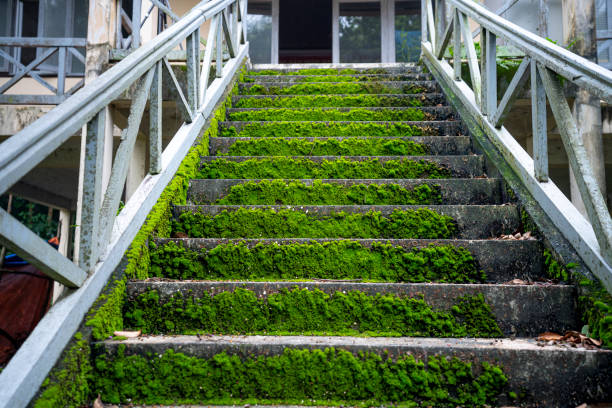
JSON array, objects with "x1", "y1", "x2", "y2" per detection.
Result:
[
  {"x1": 248, "y1": 66, "x2": 423, "y2": 75},
  {"x1": 244, "y1": 73, "x2": 433, "y2": 83},
  {"x1": 209, "y1": 136, "x2": 472, "y2": 156},
  {"x1": 219, "y1": 120, "x2": 465, "y2": 137},
  {"x1": 226, "y1": 107, "x2": 455, "y2": 122},
  {"x1": 94, "y1": 336, "x2": 612, "y2": 407},
  {"x1": 232, "y1": 93, "x2": 447, "y2": 108},
  {"x1": 187, "y1": 178, "x2": 503, "y2": 205},
  {"x1": 151, "y1": 237, "x2": 544, "y2": 283},
  {"x1": 238, "y1": 81, "x2": 439, "y2": 95},
  {"x1": 171, "y1": 205, "x2": 520, "y2": 239},
  {"x1": 124, "y1": 281, "x2": 576, "y2": 337},
  {"x1": 198, "y1": 156, "x2": 482, "y2": 179}
]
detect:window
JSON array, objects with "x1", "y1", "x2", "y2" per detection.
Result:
[
  {"x1": 597, "y1": 0, "x2": 612, "y2": 68},
  {"x1": 395, "y1": 0, "x2": 420, "y2": 62},
  {"x1": 339, "y1": 2, "x2": 381, "y2": 62},
  {"x1": 247, "y1": 0, "x2": 279, "y2": 64}
]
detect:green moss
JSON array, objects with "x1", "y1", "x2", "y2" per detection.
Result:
[
  {"x1": 198, "y1": 157, "x2": 450, "y2": 179},
  {"x1": 233, "y1": 94, "x2": 426, "y2": 108},
  {"x1": 245, "y1": 74, "x2": 423, "y2": 83},
  {"x1": 150, "y1": 240, "x2": 485, "y2": 282},
  {"x1": 221, "y1": 121, "x2": 432, "y2": 137},
  {"x1": 125, "y1": 288, "x2": 502, "y2": 337},
  {"x1": 34, "y1": 334, "x2": 92, "y2": 408},
  {"x1": 213, "y1": 180, "x2": 441, "y2": 205},
  {"x1": 93, "y1": 347, "x2": 507, "y2": 406},
  {"x1": 248, "y1": 68, "x2": 390, "y2": 75},
  {"x1": 228, "y1": 107, "x2": 429, "y2": 122},
  {"x1": 171, "y1": 208, "x2": 457, "y2": 239},
  {"x1": 222, "y1": 137, "x2": 429, "y2": 156},
  {"x1": 242, "y1": 82, "x2": 427, "y2": 95}
]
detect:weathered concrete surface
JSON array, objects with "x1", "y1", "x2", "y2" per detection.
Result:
[
  {"x1": 187, "y1": 178, "x2": 503, "y2": 205},
  {"x1": 220, "y1": 120, "x2": 467, "y2": 136},
  {"x1": 98, "y1": 335, "x2": 612, "y2": 407},
  {"x1": 248, "y1": 65, "x2": 424, "y2": 74},
  {"x1": 245, "y1": 73, "x2": 433, "y2": 83},
  {"x1": 227, "y1": 106, "x2": 457, "y2": 121},
  {"x1": 232, "y1": 92, "x2": 449, "y2": 107},
  {"x1": 208, "y1": 136, "x2": 473, "y2": 156},
  {"x1": 199, "y1": 155, "x2": 484, "y2": 178},
  {"x1": 238, "y1": 81, "x2": 441, "y2": 94},
  {"x1": 126, "y1": 281, "x2": 576, "y2": 337},
  {"x1": 172, "y1": 204, "x2": 520, "y2": 239},
  {"x1": 153, "y1": 237, "x2": 544, "y2": 282}
]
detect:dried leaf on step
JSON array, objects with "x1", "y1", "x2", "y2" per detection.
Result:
[
  {"x1": 172, "y1": 231, "x2": 189, "y2": 238},
  {"x1": 505, "y1": 279, "x2": 528, "y2": 285},
  {"x1": 113, "y1": 330, "x2": 141, "y2": 338},
  {"x1": 537, "y1": 332, "x2": 563, "y2": 341},
  {"x1": 93, "y1": 394, "x2": 104, "y2": 408}
]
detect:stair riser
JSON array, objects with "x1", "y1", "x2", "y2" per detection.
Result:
[
  {"x1": 172, "y1": 205, "x2": 520, "y2": 239},
  {"x1": 126, "y1": 281, "x2": 576, "y2": 337},
  {"x1": 153, "y1": 237, "x2": 544, "y2": 282},
  {"x1": 249, "y1": 66, "x2": 424, "y2": 74},
  {"x1": 220, "y1": 120, "x2": 466, "y2": 136},
  {"x1": 226, "y1": 106, "x2": 456, "y2": 122},
  {"x1": 187, "y1": 179, "x2": 503, "y2": 205},
  {"x1": 238, "y1": 81, "x2": 440, "y2": 94},
  {"x1": 232, "y1": 93, "x2": 448, "y2": 108},
  {"x1": 98, "y1": 336, "x2": 612, "y2": 407},
  {"x1": 199, "y1": 156, "x2": 484, "y2": 178},
  {"x1": 209, "y1": 136, "x2": 473, "y2": 156},
  {"x1": 244, "y1": 73, "x2": 433, "y2": 82}
]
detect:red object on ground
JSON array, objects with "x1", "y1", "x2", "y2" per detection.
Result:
[{"x1": 0, "y1": 264, "x2": 53, "y2": 365}]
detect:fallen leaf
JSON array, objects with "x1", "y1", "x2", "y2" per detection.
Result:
[
  {"x1": 506, "y1": 279, "x2": 528, "y2": 285},
  {"x1": 537, "y1": 332, "x2": 563, "y2": 341},
  {"x1": 172, "y1": 231, "x2": 189, "y2": 238},
  {"x1": 93, "y1": 394, "x2": 104, "y2": 408},
  {"x1": 113, "y1": 330, "x2": 141, "y2": 338},
  {"x1": 575, "y1": 404, "x2": 587, "y2": 408}
]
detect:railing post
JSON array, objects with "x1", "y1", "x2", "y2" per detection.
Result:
[
  {"x1": 132, "y1": 0, "x2": 142, "y2": 48},
  {"x1": 186, "y1": 29, "x2": 200, "y2": 112},
  {"x1": 57, "y1": 47, "x2": 66, "y2": 96},
  {"x1": 78, "y1": 110, "x2": 106, "y2": 272},
  {"x1": 531, "y1": 60, "x2": 548, "y2": 182},
  {"x1": 421, "y1": 0, "x2": 428, "y2": 47},
  {"x1": 149, "y1": 60, "x2": 162, "y2": 175},
  {"x1": 481, "y1": 29, "x2": 497, "y2": 116},
  {"x1": 453, "y1": 8, "x2": 461, "y2": 81},
  {"x1": 216, "y1": 21, "x2": 223, "y2": 78}
]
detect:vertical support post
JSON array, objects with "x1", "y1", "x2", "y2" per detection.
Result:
[
  {"x1": 333, "y1": 0, "x2": 340, "y2": 63},
  {"x1": 216, "y1": 21, "x2": 223, "y2": 78},
  {"x1": 149, "y1": 60, "x2": 162, "y2": 175},
  {"x1": 482, "y1": 29, "x2": 497, "y2": 116},
  {"x1": 426, "y1": 0, "x2": 436, "y2": 51},
  {"x1": 132, "y1": 0, "x2": 142, "y2": 48},
  {"x1": 57, "y1": 47, "x2": 66, "y2": 96},
  {"x1": 421, "y1": 0, "x2": 427, "y2": 49},
  {"x1": 538, "y1": 0, "x2": 549, "y2": 37},
  {"x1": 186, "y1": 30, "x2": 199, "y2": 113},
  {"x1": 271, "y1": 0, "x2": 279, "y2": 63},
  {"x1": 453, "y1": 8, "x2": 461, "y2": 81},
  {"x1": 52, "y1": 208, "x2": 72, "y2": 304},
  {"x1": 531, "y1": 60, "x2": 548, "y2": 182},
  {"x1": 78, "y1": 110, "x2": 105, "y2": 272}
]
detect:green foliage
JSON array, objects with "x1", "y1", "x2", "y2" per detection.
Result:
[
  {"x1": 149, "y1": 240, "x2": 486, "y2": 283},
  {"x1": 228, "y1": 107, "x2": 428, "y2": 122},
  {"x1": 171, "y1": 208, "x2": 458, "y2": 239},
  {"x1": 242, "y1": 82, "x2": 426, "y2": 95},
  {"x1": 248, "y1": 68, "x2": 390, "y2": 75},
  {"x1": 0, "y1": 195, "x2": 58, "y2": 239},
  {"x1": 222, "y1": 137, "x2": 428, "y2": 156},
  {"x1": 577, "y1": 277, "x2": 612, "y2": 349},
  {"x1": 245, "y1": 74, "x2": 424, "y2": 83},
  {"x1": 93, "y1": 347, "x2": 507, "y2": 406},
  {"x1": 125, "y1": 288, "x2": 502, "y2": 337},
  {"x1": 34, "y1": 334, "x2": 92, "y2": 408},
  {"x1": 221, "y1": 121, "x2": 432, "y2": 137},
  {"x1": 198, "y1": 157, "x2": 450, "y2": 179},
  {"x1": 214, "y1": 180, "x2": 441, "y2": 205},
  {"x1": 234, "y1": 94, "x2": 425, "y2": 108}
]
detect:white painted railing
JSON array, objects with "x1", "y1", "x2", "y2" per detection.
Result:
[
  {"x1": 421, "y1": 0, "x2": 612, "y2": 294},
  {"x1": 0, "y1": 0, "x2": 248, "y2": 405}
]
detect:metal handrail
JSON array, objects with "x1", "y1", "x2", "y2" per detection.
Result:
[
  {"x1": 421, "y1": 0, "x2": 612, "y2": 294},
  {"x1": 0, "y1": 0, "x2": 248, "y2": 405}
]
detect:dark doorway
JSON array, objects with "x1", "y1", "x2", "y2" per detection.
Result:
[{"x1": 279, "y1": 0, "x2": 332, "y2": 63}]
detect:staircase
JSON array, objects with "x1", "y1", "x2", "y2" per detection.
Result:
[{"x1": 92, "y1": 66, "x2": 612, "y2": 407}]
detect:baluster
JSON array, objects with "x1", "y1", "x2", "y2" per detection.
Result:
[
  {"x1": 481, "y1": 29, "x2": 497, "y2": 116},
  {"x1": 217, "y1": 19, "x2": 223, "y2": 78},
  {"x1": 132, "y1": 0, "x2": 142, "y2": 48},
  {"x1": 186, "y1": 30, "x2": 200, "y2": 112},
  {"x1": 149, "y1": 61, "x2": 162, "y2": 175},
  {"x1": 531, "y1": 60, "x2": 548, "y2": 182},
  {"x1": 453, "y1": 8, "x2": 461, "y2": 81},
  {"x1": 57, "y1": 47, "x2": 66, "y2": 97}
]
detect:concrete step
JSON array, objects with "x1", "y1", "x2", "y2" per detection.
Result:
[
  {"x1": 226, "y1": 106, "x2": 456, "y2": 122},
  {"x1": 248, "y1": 65, "x2": 423, "y2": 75},
  {"x1": 231, "y1": 93, "x2": 448, "y2": 108},
  {"x1": 187, "y1": 178, "x2": 504, "y2": 205},
  {"x1": 125, "y1": 281, "x2": 576, "y2": 337},
  {"x1": 209, "y1": 136, "x2": 472, "y2": 156},
  {"x1": 199, "y1": 155, "x2": 484, "y2": 179},
  {"x1": 243, "y1": 73, "x2": 433, "y2": 83},
  {"x1": 172, "y1": 204, "x2": 520, "y2": 239},
  {"x1": 219, "y1": 120, "x2": 466, "y2": 137},
  {"x1": 238, "y1": 81, "x2": 441, "y2": 95},
  {"x1": 152, "y1": 237, "x2": 544, "y2": 283},
  {"x1": 96, "y1": 335, "x2": 612, "y2": 407}
]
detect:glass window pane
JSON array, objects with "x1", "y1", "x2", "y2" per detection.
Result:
[
  {"x1": 20, "y1": 0, "x2": 40, "y2": 66},
  {"x1": 339, "y1": 2, "x2": 381, "y2": 63},
  {"x1": 395, "y1": 0, "x2": 420, "y2": 62},
  {"x1": 247, "y1": 2, "x2": 272, "y2": 64},
  {"x1": 71, "y1": 0, "x2": 88, "y2": 74},
  {"x1": 0, "y1": 0, "x2": 12, "y2": 72}
]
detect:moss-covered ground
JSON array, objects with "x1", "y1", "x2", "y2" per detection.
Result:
[
  {"x1": 242, "y1": 82, "x2": 427, "y2": 95},
  {"x1": 220, "y1": 121, "x2": 433, "y2": 137},
  {"x1": 227, "y1": 107, "x2": 430, "y2": 122},
  {"x1": 233, "y1": 94, "x2": 427, "y2": 108}
]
